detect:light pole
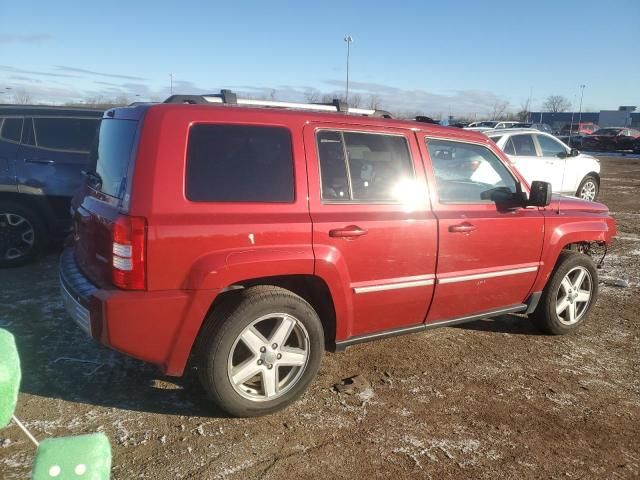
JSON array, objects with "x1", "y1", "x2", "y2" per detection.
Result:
[
  {"x1": 344, "y1": 35, "x2": 353, "y2": 106},
  {"x1": 169, "y1": 73, "x2": 173, "y2": 95},
  {"x1": 577, "y1": 84, "x2": 586, "y2": 129}
]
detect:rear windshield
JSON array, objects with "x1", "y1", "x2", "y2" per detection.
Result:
[{"x1": 92, "y1": 119, "x2": 138, "y2": 199}]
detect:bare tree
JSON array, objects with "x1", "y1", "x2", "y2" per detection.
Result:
[
  {"x1": 113, "y1": 94, "x2": 130, "y2": 106},
  {"x1": 12, "y1": 89, "x2": 32, "y2": 104},
  {"x1": 543, "y1": 95, "x2": 571, "y2": 113},
  {"x1": 517, "y1": 95, "x2": 532, "y2": 121},
  {"x1": 268, "y1": 89, "x2": 277, "y2": 100},
  {"x1": 303, "y1": 88, "x2": 321, "y2": 103},
  {"x1": 366, "y1": 93, "x2": 383, "y2": 110},
  {"x1": 489, "y1": 100, "x2": 510, "y2": 120},
  {"x1": 349, "y1": 93, "x2": 362, "y2": 108}
]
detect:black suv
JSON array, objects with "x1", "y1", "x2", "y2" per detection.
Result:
[{"x1": 0, "y1": 105, "x2": 102, "y2": 267}]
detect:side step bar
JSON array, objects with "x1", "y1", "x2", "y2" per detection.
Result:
[{"x1": 334, "y1": 303, "x2": 529, "y2": 352}]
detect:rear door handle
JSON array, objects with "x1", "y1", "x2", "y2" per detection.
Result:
[
  {"x1": 25, "y1": 159, "x2": 55, "y2": 165},
  {"x1": 329, "y1": 225, "x2": 368, "y2": 238},
  {"x1": 449, "y1": 222, "x2": 477, "y2": 233}
]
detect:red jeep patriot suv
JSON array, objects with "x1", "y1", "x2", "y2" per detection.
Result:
[{"x1": 60, "y1": 91, "x2": 616, "y2": 417}]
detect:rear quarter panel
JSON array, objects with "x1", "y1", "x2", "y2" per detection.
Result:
[{"x1": 130, "y1": 106, "x2": 314, "y2": 292}]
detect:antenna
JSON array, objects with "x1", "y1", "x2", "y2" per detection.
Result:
[{"x1": 557, "y1": 149, "x2": 569, "y2": 214}]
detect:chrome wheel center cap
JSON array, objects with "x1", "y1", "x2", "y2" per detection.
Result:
[{"x1": 262, "y1": 350, "x2": 277, "y2": 365}]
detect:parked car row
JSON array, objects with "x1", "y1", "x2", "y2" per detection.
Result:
[{"x1": 0, "y1": 106, "x2": 102, "y2": 266}]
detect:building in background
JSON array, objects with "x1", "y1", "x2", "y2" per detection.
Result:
[{"x1": 528, "y1": 106, "x2": 639, "y2": 131}]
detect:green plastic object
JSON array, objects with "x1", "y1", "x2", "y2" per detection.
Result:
[
  {"x1": 0, "y1": 328, "x2": 21, "y2": 428},
  {"x1": 32, "y1": 433, "x2": 112, "y2": 480}
]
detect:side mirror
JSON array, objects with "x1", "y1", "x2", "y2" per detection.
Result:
[
  {"x1": 570, "y1": 148, "x2": 579, "y2": 157},
  {"x1": 528, "y1": 181, "x2": 552, "y2": 207},
  {"x1": 557, "y1": 151, "x2": 567, "y2": 159}
]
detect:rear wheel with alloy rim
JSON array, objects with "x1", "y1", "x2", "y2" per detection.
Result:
[
  {"x1": 530, "y1": 251, "x2": 598, "y2": 334},
  {"x1": 198, "y1": 286, "x2": 324, "y2": 417},
  {"x1": 0, "y1": 201, "x2": 45, "y2": 268},
  {"x1": 576, "y1": 175, "x2": 599, "y2": 201}
]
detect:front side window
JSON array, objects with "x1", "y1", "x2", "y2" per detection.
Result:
[
  {"x1": 511, "y1": 134, "x2": 538, "y2": 156},
  {"x1": 317, "y1": 130, "x2": 414, "y2": 202},
  {"x1": 426, "y1": 139, "x2": 517, "y2": 203},
  {"x1": 537, "y1": 135, "x2": 566, "y2": 157},
  {"x1": 0, "y1": 118, "x2": 23, "y2": 143},
  {"x1": 186, "y1": 124, "x2": 294, "y2": 202},
  {"x1": 33, "y1": 117, "x2": 99, "y2": 152}
]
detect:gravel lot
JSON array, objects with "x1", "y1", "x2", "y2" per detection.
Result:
[{"x1": 1, "y1": 156, "x2": 639, "y2": 479}]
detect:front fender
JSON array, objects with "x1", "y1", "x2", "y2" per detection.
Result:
[{"x1": 533, "y1": 216, "x2": 616, "y2": 292}]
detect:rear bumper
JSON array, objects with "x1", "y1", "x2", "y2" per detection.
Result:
[{"x1": 59, "y1": 248, "x2": 217, "y2": 376}]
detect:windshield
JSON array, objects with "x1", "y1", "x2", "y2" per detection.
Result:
[
  {"x1": 477, "y1": 121, "x2": 498, "y2": 128},
  {"x1": 91, "y1": 119, "x2": 139, "y2": 199}
]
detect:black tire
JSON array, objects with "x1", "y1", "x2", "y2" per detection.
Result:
[
  {"x1": 576, "y1": 175, "x2": 599, "y2": 201},
  {"x1": 197, "y1": 286, "x2": 324, "y2": 417},
  {"x1": 0, "y1": 201, "x2": 46, "y2": 268},
  {"x1": 530, "y1": 251, "x2": 598, "y2": 335}
]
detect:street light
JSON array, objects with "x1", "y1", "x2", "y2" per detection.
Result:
[
  {"x1": 344, "y1": 35, "x2": 353, "y2": 106},
  {"x1": 577, "y1": 84, "x2": 586, "y2": 130}
]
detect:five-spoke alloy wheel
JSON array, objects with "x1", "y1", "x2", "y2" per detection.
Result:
[
  {"x1": 531, "y1": 251, "x2": 598, "y2": 334},
  {"x1": 198, "y1": 286, "x2": 324, "y2": 417},
  {"x1": 555, "y1": 266, "x2": 593, "y2": 325},
  {"x1": 228, "y1": 313, "x2": 310, "y2": 401}
]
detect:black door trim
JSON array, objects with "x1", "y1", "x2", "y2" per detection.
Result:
[{"x1": 333, "y1": 303, "x2": 528, "y2": 351}]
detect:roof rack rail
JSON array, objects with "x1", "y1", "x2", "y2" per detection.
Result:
[{"x1": 163, "y1": 90, "x2": 392, "y2": 118}]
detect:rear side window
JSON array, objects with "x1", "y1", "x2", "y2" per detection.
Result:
[
  {"x1": 186, "y1": 125, "x2": 294, "y2": 202},
  {"x1": 511, "y1": 134, "x2": 537, "y2": 156},
  {"x1": 503, "y1": 138, "x2": 516, "y2": 155},
  {"x1": 317, "y1": 130, "x2": 414, "y2": 202},
  {"x1": 33, "y1": 117, "x2": 99, "y2": 152},
  {"x1": 93, "y1": 119, "x2": 139, "y2": 199},
  {"x1": 0, "y1": 118, "x2": 23, "y2": 143}
]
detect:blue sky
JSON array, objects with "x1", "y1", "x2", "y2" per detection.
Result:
[{"x1": 1, "y1": 0, "x2": 639, "y2": 116}]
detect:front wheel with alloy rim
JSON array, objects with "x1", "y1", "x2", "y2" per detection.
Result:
[
  {"x1": 197, "y1": 286, "x2": 324, "y2": 417},
  {"x1": 0, "y1": 201, "x2": 45, "y2": 268},
  {"x1": 530, "y1": 251, "x2": 598, "y2": 335},
  {"x1": 576, "y1": 175, "x2": 599, "y2": 201}
]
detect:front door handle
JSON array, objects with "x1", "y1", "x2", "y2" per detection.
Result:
[
  {"x1": 329, "y1": 225, "x2": 368, "y2": 238},
  {"x1": 449, "y1": 222, "x2": 477, "y2": 233}
]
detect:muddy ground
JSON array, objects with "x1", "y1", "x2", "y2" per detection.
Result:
[{"x1": 1, "y1": 157, "x2": 639, "y2": 479}]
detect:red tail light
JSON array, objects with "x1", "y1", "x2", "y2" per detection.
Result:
[{"x1": 112, "y1": 215, "x2": 146, "y2": 290}]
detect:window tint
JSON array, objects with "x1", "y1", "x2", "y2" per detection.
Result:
[
  {"x1": 317, "y1": 130, "x2": 414, "y2": 202},
  {"x1": 93, "y1": 119, "x2": 139, "y2": 199},
  {"x1": 0, "y1": 118, "x2": 23, "y2": 142},
  {"x1": 537, "y1": 135, "x2": 566, "y2": 156},
  {"x1": 186, "y1": 125, "x2": 294, "y2": 203},
  {"x1": 426, "y1": 139, "x2": 517, "y2": 203},
  {"x1": 511, "y1": 134, "x2": 537, "y2": 156},
  {"x1": 34, "y1": 118, "x2": 99, "y2": 152},
  {"x1": 489, "y1": 135, "x2": 502, "y2": 144}
]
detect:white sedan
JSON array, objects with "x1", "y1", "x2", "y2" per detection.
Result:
[{"x1": 486, "y1": 129, "x2": 601, "y2": 201}]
